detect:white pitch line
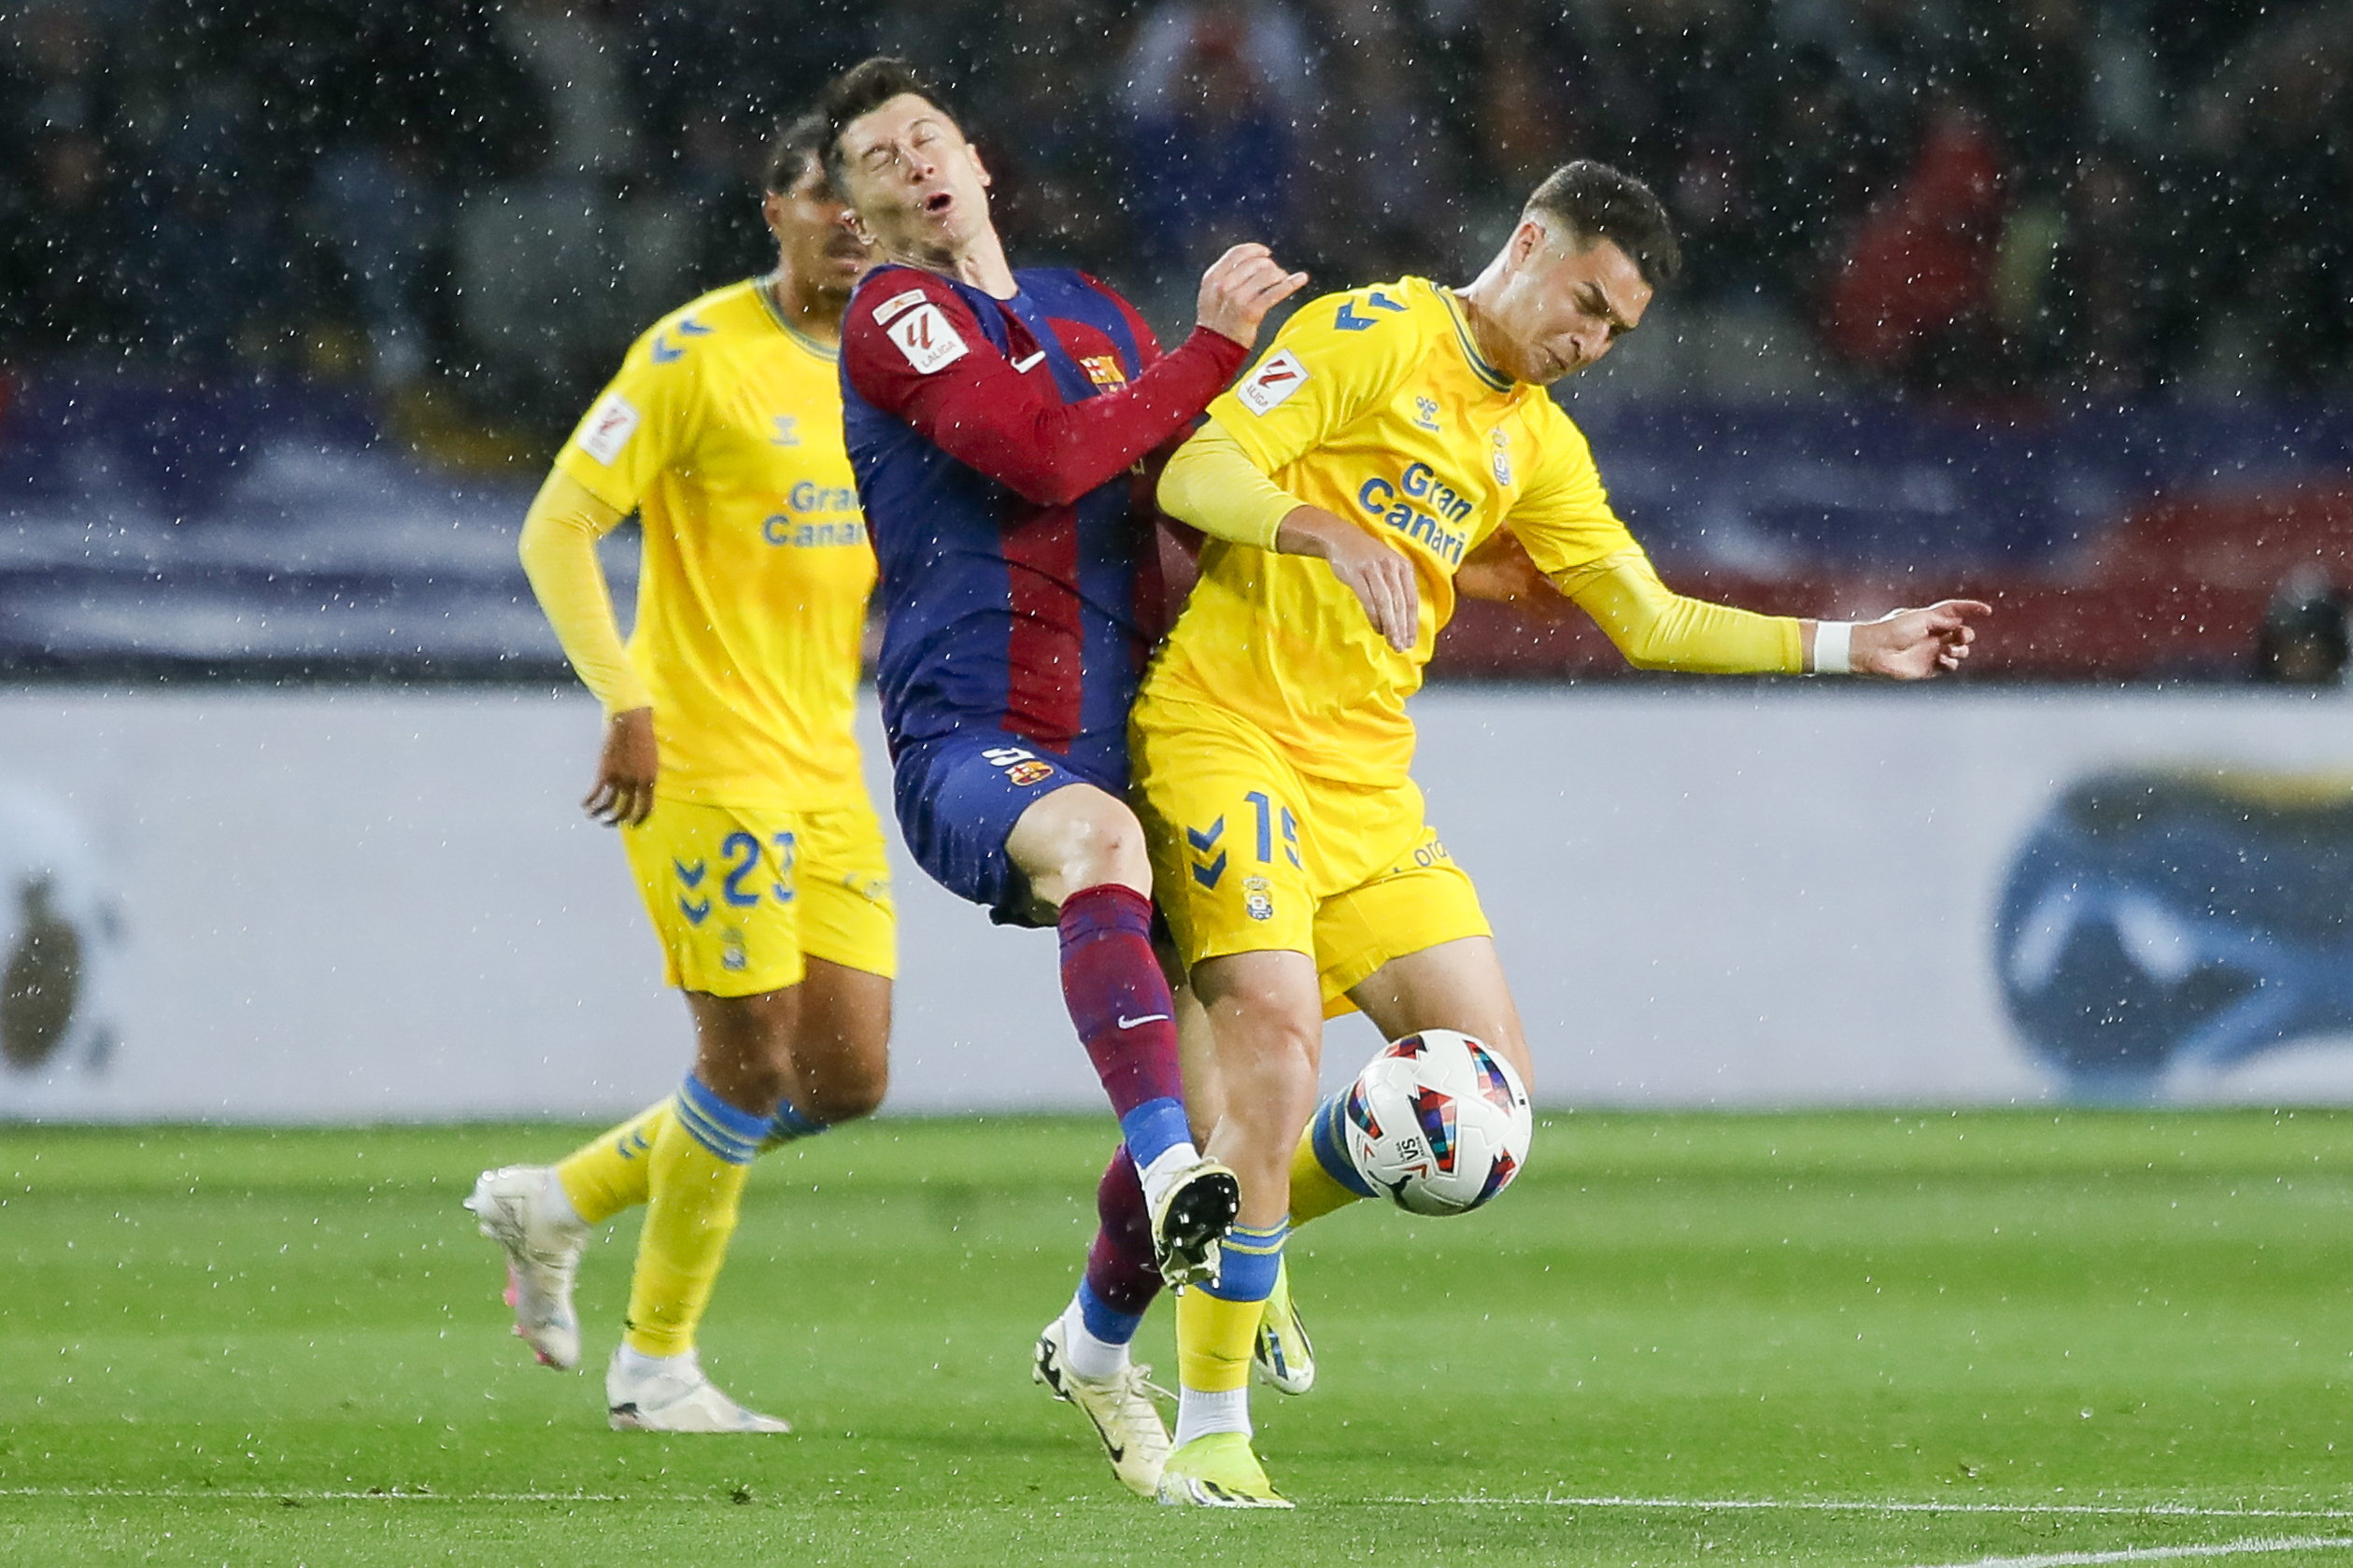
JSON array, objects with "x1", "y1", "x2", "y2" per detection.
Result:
[
  {"x1": 1379, "y1": 1498, "x2": 2353, "y2": 1522},
  {"x1": 6, "y1": 1488, "x2": 2351, "y2": 1533},
  {"x1": 0, "y1": 1489, "x2": 632, "y2": 1504},
  {"x1": 1904, "y1": 1534, "x2": 2353, "y2": 1568}
]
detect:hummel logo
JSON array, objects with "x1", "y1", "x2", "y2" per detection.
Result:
[
  {"x1": 1011, "y1": 350, "x2": 1046, "y2": 372},
  {"x1": 1116, "y1": 1013, "x2": 1170, "y2": 1029}
]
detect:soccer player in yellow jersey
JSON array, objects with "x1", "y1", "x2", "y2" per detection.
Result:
[
  {"x1": 1133, "y1": 161, "x2": 1991, "y2": 1504},
  {"x1": 464, "y1": 114, "x2": 894, "y2": 1433}
]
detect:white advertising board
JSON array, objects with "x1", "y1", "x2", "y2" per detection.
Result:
[{"x1": 5, "y1": 685, "x2": 2352, "y2": 1122}]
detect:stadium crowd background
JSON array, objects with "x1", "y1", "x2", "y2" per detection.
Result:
[
  {"x1": 7, "y1": 0, "x2": 2348, "y2": 421},
  {"x1": 1, "y1": 0, "x2": 2349, "y2": 683}
]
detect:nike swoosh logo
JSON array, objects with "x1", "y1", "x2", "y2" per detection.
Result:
[
  {"x1": 1116, "y1": 1013, "x2": 1171, "y2": 1029},
  {"x1": 1011, "y1": 350, "x2": 1045, "y2": 372}
]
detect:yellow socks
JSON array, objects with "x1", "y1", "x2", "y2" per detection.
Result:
[
  {"x1": 553, "y1": 1078, "x2": 831, "y2": 1358},
  {"x1": 557, "y1": 1084, "x2": 830, "y2": 1230},
  {"x1": 1173, "y1": 1221, "x2": 1285, "y2": 1447},
  {"x1": 619, "y1": 1075, "x2": 766, "y2": 1358},
  {"x1": 1176, "y1": 1283, "x2": 1263, "y2": 1394},
  {"x1": 555, "y1": 1099, "x2": 673, "y2": 1227},
  {"x1": 1288, "y1": 1095, "x2": 1376, "y2": 1225}
]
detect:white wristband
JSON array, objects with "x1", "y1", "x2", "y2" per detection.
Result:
[{"x1": 1813, "y1": 620, "x2": 1853, "y2": 676}]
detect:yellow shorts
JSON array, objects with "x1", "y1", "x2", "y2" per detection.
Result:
[
  {"x1": 619, "y1": 795, "x2": 896, "y2": 997},
  {"x1": 1132, "y1": 693, "x2": 1490, "y2": 1016}
]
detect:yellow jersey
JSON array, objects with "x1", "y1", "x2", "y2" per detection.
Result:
[
  {"x1": 552, "y1": 278, "x2": 874, "y2": 812},
  {"x1": 1147, "y1": 275, "x2": 1664, "y2": 786}
]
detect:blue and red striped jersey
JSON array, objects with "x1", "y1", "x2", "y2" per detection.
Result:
[{"x1": 840, "y1": 262, "x2": 1244, "y2": 774}]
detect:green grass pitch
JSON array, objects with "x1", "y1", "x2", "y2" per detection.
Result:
[{"x1": 7, "y1": 1111, "x2": 2353, "y2": 1566}]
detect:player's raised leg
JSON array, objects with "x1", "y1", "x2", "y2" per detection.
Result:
[
  {"x1": 547, "y1": 951, "x2": 891, "y2": 1234},
  {"x1": 1155, "y1": 948, "x2": 1321, "y2": 1508},
  {"x1": 1009, "y1": 783, "x2": 1240, "y2": 1286},
  {"x1": 1284, "y1": 934, "x2": 1537, "y2": 1233}
]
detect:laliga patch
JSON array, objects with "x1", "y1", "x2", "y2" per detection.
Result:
[
  {"x1": 871, "y1": 287, "x2": 928, "y2": 326},
  {"x1": 886, "y1": 302, "x2": 968, "y2": 374},
  {"x1": 577, "y1": 391, "x2": 641, "y2": 465},
  {"x1": 1236, "y1": 349, "x2": 1307, "y2": 415}
]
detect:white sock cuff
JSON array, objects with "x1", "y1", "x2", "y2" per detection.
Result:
[
  {"x1": 1173, "y1": 1385, "x2": 1252, "y2": 1448},
  {"x1": 615, "y1": 1343, "x2": 691, "y2": 1374},
  {"x1": 1058, "y1": 1296, "x2": 1131, "y2": 1382},
  {"x1": 1136, "y1": 1141, "x2": 1204, "y2": 1209},
  {"x1": 540, "y1": 1168, "x2": 585, "y2": 1231}
]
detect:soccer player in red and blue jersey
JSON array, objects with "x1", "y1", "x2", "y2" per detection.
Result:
[{"x1": 818, "y1": 57, "x2": 1329, "y2": 1496}]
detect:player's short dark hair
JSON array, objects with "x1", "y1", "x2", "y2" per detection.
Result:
[
  {"x1": 763, "y1": 111, "x2": 829, "y2": 196},
  {"x1": 1524, "y1": 161, "x2": 1683, "y2": 291},
  {"x1": 816, "y1": 56, "x2": 962, "y2": 194}
]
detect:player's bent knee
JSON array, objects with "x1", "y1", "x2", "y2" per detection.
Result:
[
  {"x1": 802, "y1": 1062, "x2": 887, "y2": 1124},
  {"x1": 1015, "y1": 786, "x2": 1150, "y2": 899},
  {"x1": 1063, "y1": 816, "x2": 1148, "y2": 894}
]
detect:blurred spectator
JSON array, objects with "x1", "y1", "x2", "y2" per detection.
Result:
[
  {"x1": 939, "y1": 0, "x2": 1131, "y2": 268},
  {"x1": 1293, "y1": 0, "x2": 1469, "y2": 282},
  {"x1": 8, "y1": 6, "x2": 118, "y2": 145},
  {"x1": 2040, "y1": 149, "x2": 2160, "y2": 397},
  {"x1": 2253, "y1": 570, "x2": 2351, "y2": 685},
  {"x1": 1966, "y1": 0, "x2": 2095, "y2": 191},
  {"x1": 1122, "y1": 0, "x2": 1312, "y2": 278},
  {"x1": 0, "y1": 0, "x2": 2345, "y2": 432},
  {"x1": 1785, "y1": 0, "x2": 1963, "y2": 181},
  {"x1": 1743, "y1": 45, "x2": 1875, "y2": 304},
  {"x1": 3, "y1": 131, "x2": 138, "y2": 358},
  {"x1": 1821, "y1": 100, "x2": 2013, "y2": 393}
]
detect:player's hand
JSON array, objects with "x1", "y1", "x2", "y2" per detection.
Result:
[
  {"x1": 1195, "y1": 243, "x2": 1311, "y2": 349},
  {"x1": 1455, "y1": 528, "x2": 1576, "y2": 623},
  {"x1": 1276, "y1": 505, "x2": 1420, "y2": 652},
  {"x1": 585, "y1": 706, "x2": 659, "y2": 826},
  {"x1": 1848, "y1": 600, "x2": 1992, "y2": 679}
]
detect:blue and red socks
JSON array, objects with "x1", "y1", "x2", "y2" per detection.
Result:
[
  {"x1": 1056, "y1": 1145, "x2": 1161, "y2": 1379},
  {"x1": 1057, "y1": 883, "x2": 1199, "y2": 1194}
]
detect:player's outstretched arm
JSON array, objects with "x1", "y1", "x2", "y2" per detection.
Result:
[
  {"x1": 842, "y1": 249, "x2": 1304, "y2": 510},
  {"x1": 517, "y1": 469, "x2": 659, "y2": 826},
  {"x1": 1194, "y1": 243, "x2": 1311, "y2": 350},
  {"x1": 1562, "y1": 549, "x2": 1992, "y2": 679},
  {"x1": 1833, "y1": 600, "x2": 1992, "y2": 679}
]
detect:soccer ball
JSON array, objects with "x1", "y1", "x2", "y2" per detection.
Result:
[{"x1": 1340, "y1": 1030, "x2": 1532, "y2": 1216}]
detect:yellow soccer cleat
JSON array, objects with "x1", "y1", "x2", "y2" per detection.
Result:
[
  {"x1": 1155, "y1": 1432, "x2": 1293, "y2": 1509},
  {"x1": 1253, "y1": 1258, "x2": 1315, "y2": 1395}
]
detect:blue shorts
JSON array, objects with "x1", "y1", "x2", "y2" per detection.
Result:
[{"x1": 891, "y1": 728, "x2": 1127, "y2": 926}]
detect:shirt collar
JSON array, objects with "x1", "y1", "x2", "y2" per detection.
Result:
[
  {"x1": 758, "y1": 273, "x2": 840, "y2": 362},
  {"x1": 1437, "y1": 285, "x2": 1513, "y2": 393}
]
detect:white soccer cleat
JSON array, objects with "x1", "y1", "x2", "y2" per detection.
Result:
[
  {"x1": 1253, "y1": 1256, "x2": 1315, "y2": 1395},
  {"x1": 464, "y1": 1165, "x2": 587, "y2": 1370},
  {"x1": 605, "y1": 1346, "x2": 791, "y2": 1434},
  {"x1": 1033, "y1": 1314, "x2": 1172, "y2": 1497},
  {"x1": 1146, "y1": 1158, "x2": 1240, "y2": 1289}
]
